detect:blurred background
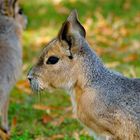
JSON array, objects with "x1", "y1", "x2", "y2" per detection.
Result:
[{"x1": 10, "y1": 0, "x2": 140, "y2": 139}]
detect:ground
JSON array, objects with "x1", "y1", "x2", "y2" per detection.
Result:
[{"x1": 9, "y1": 0, "x2": 140, "y2": 139}]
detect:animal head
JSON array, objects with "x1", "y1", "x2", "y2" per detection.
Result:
[
  {"x1": 28, "y1": 10, "x2": 87, "y2": 93},
  {"x1": 0, "y1": 0, "x2": 27, "y2": 29}
]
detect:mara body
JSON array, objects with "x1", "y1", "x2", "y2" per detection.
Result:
[{"x1": 28, "y1": 10, "x2": 140, "y2": 140}]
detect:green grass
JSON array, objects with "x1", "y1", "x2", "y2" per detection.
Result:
[{"x1": 8, "y1": 0, "x2": 140, "y2": 139}]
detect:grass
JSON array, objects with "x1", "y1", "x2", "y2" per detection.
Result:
[{"x1": 7, "y1": 0, "x2": 140, "y2": 139}]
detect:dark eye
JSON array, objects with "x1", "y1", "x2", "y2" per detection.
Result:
[
  {"x1": 18, "y1": 8, "x2": 23, "y2": 15},
  {"x1": 46, "y1": 56, "x2": 59, "y2": 64}
]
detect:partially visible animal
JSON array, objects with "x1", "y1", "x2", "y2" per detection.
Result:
[{"x1": 0, "y1": 0, "x2": 27, "y2": 139}]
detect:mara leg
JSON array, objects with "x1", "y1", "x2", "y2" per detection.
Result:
[
  {"x1": 1, "y1": 97, "x2": 9, "y2": 132},
  {"x1": 0, "y1": 95, "x2": 10, "y2": 140}
]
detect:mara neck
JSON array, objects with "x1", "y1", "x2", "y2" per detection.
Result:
[{"x1": 80, "y1": 40, "x2": 110, "y2": 87}]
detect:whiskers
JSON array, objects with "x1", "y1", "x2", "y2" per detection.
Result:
[
  {"x1": 30, "y1": 78, "x2": 43, "y2": 93},
  {"x1": 36, "y1": 89, "x2": 47, "y2": 102},
  {"x1": 30, "y1": 79, "x2": 39, "y2": 92},
  {"x1": 30, "y1": 79, "x2": 44, "y2": 102}
]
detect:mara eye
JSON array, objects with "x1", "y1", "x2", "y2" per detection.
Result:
[
  {"x1": 18, "y1": 8, "x2": 23, "y2": 15},
  {"x1": 46, "y1": 56, "x2": 59, "y2": 64}
]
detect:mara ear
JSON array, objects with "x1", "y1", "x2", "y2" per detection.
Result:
[
  {"x1": 9, "y1": 0, "x2": 18, "y2": 17},
  {"x1": 0, "y1": 0, "x2": 18, "y2": 17},
  {"x1": 11, "y1": 0, "x2": 17, "y2": 9},
  {"x1": 58, "y1": 9, "x2": 86, "y2": 47},
  {"x1": 0, "y1": 0, "x2": 9, "y2": 16}
]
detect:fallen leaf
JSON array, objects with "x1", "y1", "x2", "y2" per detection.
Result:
[
  {"x1": 106, "y1": 62, "x2": 120, "y2": 68},
  {"x1": 51, "y1": 134, "x2": 64, "y2": 139},
  {"x1": 51, "y1": 116, "x2": 64, "y2": 126},
  {"x1": 33, "y1": 104, "x2": 64, "y2": 111},
  {"x1": 55, "y1": 4, "x2": 69, "y2": 14},
  {"x1": 123, "y1": 54, "x2": 139, "y2": 62},
  {"x1": 73, "y1": 132, "x2": 80, "y2": 140},
  {"x1": 42, "y1": 114, "x2": 53, "y2": 124},
  {"x1": 16, "y1": 80, "x2": 32, "y2": 94},
  {"x1": 11, "y1": 117, "x2": 17, "y2": 128}
]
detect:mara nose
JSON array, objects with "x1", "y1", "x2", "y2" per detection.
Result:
[
  {"x1": 27, "y1": 75, "x2": 33, "y2": 82},
  {"x1": 27, "y1": 68, "x2": 33, "y2": 82}
]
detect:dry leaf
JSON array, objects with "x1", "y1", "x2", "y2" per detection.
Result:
[
  {"x1": 16, "y1": 80, "x2": 32, "y2": 94},
  {"x1": 55, "y1": 4, "x2": 69, "y2": 14},
  {"x1": 123, "y1": 54, "x2": 138, "y2": 62},
  {"x1": 95, "y1": 47, "x2": 106, "y2": 56},
  {"x1": 11, "y1": 117, "x2": 17, "y2": 128},
  {"x1": 73, "y1": 132, "x2": 80, "y2": 140},
  {"x1": 51, "y1": 116, "x2": 64, "y2": 126},
  {"x1": 42, "y1": 114, "x2": 53, "y2": 124},
  {"x1": 33, "y1": 104, "x2": 64, "y2": 111},
  {"x1": 51, "y1": 134, "x2": 64, "y2": 140},
  {"x1": 106, "y1": 62, "x2": 120, "y2": 68}
]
